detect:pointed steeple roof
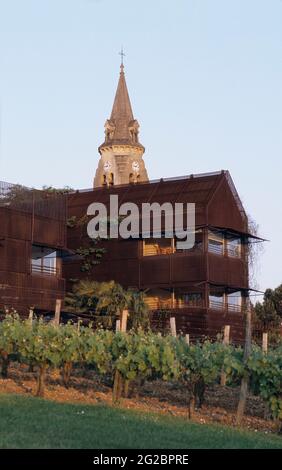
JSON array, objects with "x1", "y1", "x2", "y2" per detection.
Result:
[
  {"x1": 110, "y1": 64, "x2": 134, "y2": 125},
  {"x1": 99, "y1": 64, "x2": 144, "y2": 152}
]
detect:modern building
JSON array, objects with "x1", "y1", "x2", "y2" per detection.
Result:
[
  {"x1": 63, "y1": 63, "x2": 259, "y2": 342},
  {"x1": 65, "y1": 170, "x2": 256, "y2": 341},
  {"x1": 0, "y1": 182, "x2": 67, "y2": 315},
  {"x1": 1, "y1": 63, "x2": 259, "y2": 342}
]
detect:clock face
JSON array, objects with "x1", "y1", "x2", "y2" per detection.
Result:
[
  {"x1": 132, "y1": 161, "x2": 140, "y2": 172},
  {"x1": 103, "y1": 161, "x2": 112, "y2": 172}
]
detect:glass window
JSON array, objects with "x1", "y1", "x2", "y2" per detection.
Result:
[
  {"x1": 175, "y1": 292, "x2": 203, "y2": 308},
  {"x1": 208, "y1": 230, "x2": 224, "y2": 255},
  {"x1": 175, "y1": 229, "x2": 203, "y2": 252},
  {"x1": 226, "y1": 236, "x2": 241, "y2": 258},
  {"x1": 143, "y1": 238, "x2": 173, "y2": 256},
  {"x1": 227, "y1": 292, "x2": 242, "y2": 312},
  {"x1": 31, "y1": 245, "x2": 57, "y2": 275},
  {"x1": 209, "y1": 292, "x2": 225, "y2": 310},
  {"x1": 145, "y1": 289, "x2": 172, "y2": 309}
]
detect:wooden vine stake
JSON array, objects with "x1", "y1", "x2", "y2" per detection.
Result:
[
  {"x1": 185, "y1": 334, "x2": 190, "y2": 346},
  {"x1": 27, "y1": 308, "x2": 35, "y2": 372},
  {"x1": 170, "y1": 317, "x2": 177, "y2": 337},
  {"x1": 120, "y1": 310, "x2": 128, "y2": 333},
  {"x1": 113, "y1": 310, "x2": 128, "y2": 404},
  {"x1": 220, "y1": 325, "x2": 230, "y2": 386},
  {"x1": 28, "y1": 308, "x2": 34, "y2": 325},
  {"x1": 262, "y1": 332, "x2": 268, "y2": 354},
  {"x1": 54, "y1": 299, "x2": 62, "y2": 326}
]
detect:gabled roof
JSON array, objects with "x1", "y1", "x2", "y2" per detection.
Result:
[
  {"x1": 71, "y1": 171, "x2": 223, "y2": 206},
  {"x1": 68, "y1": 170, "x2": 251, "y2": 235}
]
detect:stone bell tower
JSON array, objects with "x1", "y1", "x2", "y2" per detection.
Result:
[{"x1": 93, "y1": 60, "x2": 149, "y2": 188}]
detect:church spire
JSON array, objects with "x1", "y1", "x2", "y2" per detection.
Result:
[
  {"x1": 108, "y1": 63, "x2": 135, "y2": 141},
  {"x1": 99, "y1": 59, "x2": 143, "y2": 150},
  {"x1": 94, "y1": 57, "x2": 149, "y2": 188}
]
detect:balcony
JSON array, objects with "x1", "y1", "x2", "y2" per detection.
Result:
[
  {"x1": 143, "y1": 230, "x2": 203, "y2": 258},
  {"x1": 31, "y1": 264, "x2": 58, "y2": 276},
  {"x1": 208, "y1": 230, "x2": 242, "y2": 259},
  {"x1": 209, "y1": 299, "x2": 242, "y2": 313},
  {"x1": 146, "y1": 291, "x2": 205, "y2": 311},
  {"x1": 146, "y1": 297, "x2": 172, "y2": 310},
  {"x1": 147, "y1": 298, "x2": 242, "y2": 313},
  {"x1": 143, "y1": 242, "x2": 173, "y2": 257},
  {"x1": 208, "y1": 243, "x2": 224, "y2": 255},
  {"x1": 31, "y1": 245, "x2": 59, "y2": 277}
]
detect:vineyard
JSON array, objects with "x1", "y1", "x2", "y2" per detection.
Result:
[{"x1": 0, "y1": 313, "x2": 281, "y2": 431}]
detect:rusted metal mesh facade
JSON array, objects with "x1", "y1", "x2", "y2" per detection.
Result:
[
  {"x1": 0, "y1": 181, "x2": 67, "y2": 314},
  {"x1": 0, "y1": 181, "x2": 67, "y2": 221},
  {"x1": 63, "y1": 171, "x2": 257, "y2": 343}
]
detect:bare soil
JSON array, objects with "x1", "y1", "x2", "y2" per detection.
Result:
[{"x1": 0, "y1": 363, "x2": 278, "y2": 434}]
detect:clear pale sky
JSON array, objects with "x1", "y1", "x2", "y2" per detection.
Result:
[{"x1": 0, "y1": 0, "x2": 281, "y2": 293}]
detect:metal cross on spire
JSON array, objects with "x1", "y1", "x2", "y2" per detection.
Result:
[{"x1": 119, "y1": 47, "x2": 125, "y2": 67}]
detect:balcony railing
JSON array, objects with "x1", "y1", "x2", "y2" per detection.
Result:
[
  {"x1": 209, "y1": 299, "x2": 242, "y2": 313},
  {"x1": 208, "y1": 243, "x2": 224, "y2": 255},
  {"x1": 174, "y1": 298, "x2": 204, "y2": 309},
  {"x1": 226, "y1": 246, "x2": 241, "y2": 258},
  {"x1": 146, "y1": 298, "x2": 173, "y2": 310},
  {"x1": 146, "y1": 297, "x2": 204, "y2": 310},
  {"x1": 209, "y1": 299, "x2": 224, "y2": 310},
  {"x1": 146, "y1": 297, "x2": 243, "y2": 312},
  {"x1": 143, "y1": 245, "x2": 173, "y2": 257},
  {"x1": 226, "y1": 303, "x2": 242, "y2": 313},
  {"x1": 31, "y1": 264, "x2": 58, "y2": 276}
]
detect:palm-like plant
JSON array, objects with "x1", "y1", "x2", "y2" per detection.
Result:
[
  {"x1": 65, "y1": 280, "x2": 129, "y2": 319},
  {"x1": 64, "y1": 280, "x2": 101, "y2": 314},
  {"x1": 65, "y1": 281, "x2": 150, "y2": 330},
  {"x1": 127, "y1": 289, "x2": 150, "y2": 331},
  {"x1": 95, "y1": 281, "x2": 130, "y2": 318}
]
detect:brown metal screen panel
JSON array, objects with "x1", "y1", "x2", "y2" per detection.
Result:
[
  {"x1": 82, "y1": 258, "x2": 140, "y2": 286},
  {"x1": 207, "y1": 310, "x2": 245, "y2": 344},
  {"x1": 4, "y1": 239, "x2": 29, "y2": 274},
  {"x1": 208, "y1": 177, "x2": 248, "y2": 234},
  {"x1": 172, "y1": 253, "x2": 206, "y2": 283},
  {"x1": 208, "y1": 254, "x2": 248, "y2": 289},
  {"x1": 140, "y1": 257, "x2": 171, "y2": 286},
  {"x1": 33, "y1": 217, "x2": 65, "y2": 248},
  {"x1": 0, "y1": 270, "x2": 65, "y2": 314}
]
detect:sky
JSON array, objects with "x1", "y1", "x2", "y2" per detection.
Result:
[{"x1": 0, "y1": 0, "x2": 281, "y2": 293}]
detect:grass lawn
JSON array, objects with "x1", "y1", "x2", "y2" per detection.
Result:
[{"x1": 0, "y1": 394, "x2": 281, "y2": 449}]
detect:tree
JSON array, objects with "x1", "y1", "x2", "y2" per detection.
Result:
[
  {"x1": 41, "y1": 185, "x2": 73, "y2": 195},
  {"x1": 254, "y1": 284, "x2": 282, "y2": 331},
  {"x1": 255, "y1": 299, "x2": 280, "y2": 331},
  {"x1": 265, "y1": 285, "x2": 282, "y2": 318},
  {"x1": 247, "y1": 214, "x2": 264, "y2": 291},
  {"x1": 1, "y1": 184, "x2": 73, "y2": 207}
]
